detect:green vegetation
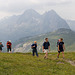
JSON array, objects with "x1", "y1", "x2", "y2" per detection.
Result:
[{"x1": 0, "y1": 52, "x2": 75, "y2": 75}]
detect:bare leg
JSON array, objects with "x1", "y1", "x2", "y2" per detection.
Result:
[
  {"x1": 44, "y1": 51, "x2": 48, "y2": 59},
  {"x1": 62, "y1": 51, "x2": 64, "y2": 58},
  {"x1": 46, "y1": 52, "x2": 48, "y2": 59},
  {"x1": 0, "y1": 50, "x2": 1, "y2": 53},
  {"x1": 57, "y1": 52, "x2": 60, "y2": 58},
  {"x1": 44, "y1": 53, "x2": 46, "y2": 59}
]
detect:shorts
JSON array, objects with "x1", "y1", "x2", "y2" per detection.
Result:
[
  {"x1": 0, "y1": 48, "x2": 2, "y2": 51},
  {"x1": 58, "y1": 50, "x2": 64, "y2": 53},
  {"x1": 0, "y1": 49, "x2": 2, "y2": 51},
  {"x1": 44, "y1": 49, "x2": 48, "y2": 53}
]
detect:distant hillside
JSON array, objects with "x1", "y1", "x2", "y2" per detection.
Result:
[
  {"x1": 14, "y1": 28, "x2": 75, "y2": 53},
  {"x1": 0, "y1": 9, "x2": 70, "y2": 41},
  {"x1": 66, "y1": 20, "x2": 75, "y2": 31}
]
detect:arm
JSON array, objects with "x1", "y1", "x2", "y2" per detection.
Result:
[
  {"x1": 31, "y1": 45, "x2": 33, "y2": 49},
  {"x1": 6, "y1": 43, "x2": 7, "y2": 46},
  {"x1": 63, "y1": 44, "x2": 65, "y2": 51},
  {"x1": 2, "y1": 44, "x2": 4, "y2": 47},
  {"x1": 49, "y1": 46, "x2": 50, "y2": 52},
  {"x1": 11, "y1": 45, "x2": 12, "y2": 48},
  {"x1": 48, "y1": 42, "x2": 50, "y2": 52},
  {"x1": 10, "y1": 43, "x2": 12, "y2": 48},
  {"x1": 58, "y1": 45, "x2": 60, "y2": 51},
  {"x1": 31, "y1": 44, "x2": 35, "y2": 49},
  {"x1": 42, "y1": 46, "x2": 44, "y2": 52}
]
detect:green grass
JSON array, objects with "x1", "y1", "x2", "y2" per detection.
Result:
[{"x1": 0, "y1": 52, "x2": 75, "y2": 75}]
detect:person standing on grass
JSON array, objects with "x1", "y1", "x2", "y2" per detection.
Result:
[
  {"x1": 42, "y1": 38, "x2": 50, "y2": 59},
  {"x1": 6, "y1": 40, "x2": 12, "y2": 53},
  {"x1": 57, "y1": 38, "x2": 65, "y2": 59},
  {"x1": 0, "y1": 42, "x2": 4, "y2": 52},
  {"x1": 57, "y1": 39, "x2": 60, "y2": 47},
  {"x1": 31, "y1": 41, "x2": 38, "y2": 57}
]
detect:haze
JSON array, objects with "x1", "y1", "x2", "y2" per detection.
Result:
[{"x1": 0, "y1": 0, "x2": 75, "y2": 20}]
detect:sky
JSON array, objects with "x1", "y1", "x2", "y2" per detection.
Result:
[{"x1": 0, "y1": 0, "x2": 75, "y2": 20}]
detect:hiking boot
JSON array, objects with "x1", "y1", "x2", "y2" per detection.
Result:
[
  {"x1": 44, "y1": 56, "x2": 46, "y2": 59},
  {"x1": 57, "y1": 56, "x2": 59, "y2": 58},
  {"x1": 46, "y1": 58, "x2": 48, "y2": 59}
]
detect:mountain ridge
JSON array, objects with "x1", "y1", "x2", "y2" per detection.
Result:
[{"x1": 0, "y1": 9, "x2": 70, "y2": 42}]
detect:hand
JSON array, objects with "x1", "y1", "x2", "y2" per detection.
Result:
[
  {"x1": 43, "y1": 50, "x2": 44, "y2": 52},
  {"x1": 58, "y1": 49, "x2": 60, "y2": 51},
  {"x1": 33, "y1": 46, "x2": 35, "y2": 47},
  {"x1": 49, "y1": 49, "x2": 50, "y2": 52}
]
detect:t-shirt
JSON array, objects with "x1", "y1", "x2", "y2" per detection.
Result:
[
  {"x1": 58, "y1": 42, "x2": 64, "y2": 50},
  {"x1": 7, "y1": 42, "x2": 12, "y2": 48},
  {"x1": 31, "y1": 44, "x2": 37, "y2": 50},
  {"x1": 43, "y1": 42, "x2": 50, "y2": 49}
]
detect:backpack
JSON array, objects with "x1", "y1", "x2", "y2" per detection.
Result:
[{"x1": 57, "y1": 42, "x2": 59, "y2": 47}]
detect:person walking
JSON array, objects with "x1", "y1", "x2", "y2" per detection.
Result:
[
  {"x1": 0, "y1": 42, "x2": 4, "y2": 52},
  {"x1": 42, "y1": 38, "x2": 50, "y2": 59},
  {"x1": 57, "y1": 38, "x2": 65, "y2": 59},
  {"x1": 31, "y1": 41, "x2": 38, "y2": 57},
  {"x1": 6, "y1": 40, "x2": 12, "y2": 53}
]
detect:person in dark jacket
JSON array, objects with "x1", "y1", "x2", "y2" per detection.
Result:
[
  {"x1": 57, "y1": 38, "x2": 65, "y2": 59},
  {"x1": 42, "y1": 38, "x2": 50, "y2": 59},
  {"x1": 31, "y1": 41, "x2": 38, "y2": 57},
  {"x1": 57, "y1": 39, "x2": 60, "y2": 47},
  {"x1": 0, "y1": 42, "x2": 4, "y2": 52}
]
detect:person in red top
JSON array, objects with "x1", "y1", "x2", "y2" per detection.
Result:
[{"x1": 6, "y1": 40, "x2": 12, "y2": 53}]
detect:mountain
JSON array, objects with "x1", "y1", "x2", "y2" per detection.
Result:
[
  {"x1": 0, "y1": 9, "x2": 70, "y2": 42},
  {"x1": 41, "y1": 10, "x2": 70, "y2": 31},
  {"x1": 66, "y1": 20, "x2": 75, "y2": 31},
  {"x1": 13, "y1": 28, "x2": 75, "y2": 53}
]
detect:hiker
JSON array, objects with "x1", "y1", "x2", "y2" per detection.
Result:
[
  {"x1": 0, "y1": 42, "x2": 4, "y2": 52},
  {"x1": 57, "y1": 39, "x2": 60, "y2": 47},
  {"x1": 31, "y1": 41, "x2": 38, "y2": 57},
  {"x1": 42, "y1": 38, "x2": 50, "y2": 59},
  {"x1": 6, "y1": 40, "x2": 12, "y2": 53},
  {"x1": 57, "y1": 38, "x2": 65, "y2": 59}
]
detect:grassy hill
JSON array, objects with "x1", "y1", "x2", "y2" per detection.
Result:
[
  {"x1": 0, "y1": 52, "x2": 75, "y2": 75},
  {"x1": 14, "y1": 28, "x2": 75, "y2": 52}
]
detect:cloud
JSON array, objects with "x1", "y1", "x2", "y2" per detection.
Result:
[
  {"x1": 0, "y1": 0, "x2": 75, "y2": 19},
  {"x1": 0, "y1": 0, "x2": 73, "y2": 13}
]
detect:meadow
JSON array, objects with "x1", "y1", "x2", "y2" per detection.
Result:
[{"x1": 0, "y1": 52, "x2": 75, "y2": 75}]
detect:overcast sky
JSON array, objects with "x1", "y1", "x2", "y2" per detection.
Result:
[{"x1": 0, "y1": 0, "x2": 75, "y2": 20}]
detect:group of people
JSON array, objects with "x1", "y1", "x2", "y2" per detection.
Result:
[
  {"x1": 31, "y1": 38, "x2": 65, "y2": 59},
  {"x1": 0, "y1": 40, "x2": 12, "y2": 53},
  {"x1": 0, "y1": 38, "x2": 65, "y2": 59}
]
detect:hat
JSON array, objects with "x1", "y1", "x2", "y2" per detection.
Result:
[{"x1": 9, "y1": 40, "x2": 11, "y2": 42}]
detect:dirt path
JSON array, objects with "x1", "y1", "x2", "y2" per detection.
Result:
[{"x1": 65, "y1": 60, "x2": 75, "y2": 66}]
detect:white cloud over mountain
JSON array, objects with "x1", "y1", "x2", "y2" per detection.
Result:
[{"x1": 0, "y1": 0, "x2": 75, "y2": 19}]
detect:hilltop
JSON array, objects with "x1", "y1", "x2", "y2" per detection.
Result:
[{"x1": 0, "y1": 52, "x2": 75, "y2": 75}]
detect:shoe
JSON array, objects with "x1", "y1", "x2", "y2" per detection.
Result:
[
  {"x1": 63, "y1": 57, "x2": 65, "y2": 59},
  {"x1": 57, "y1": 56, "x2": 59, "y2": 58},
  {"x1": 44, "y1": 56, "x2": 46, "y2": 59},
  {"x1": 46, "y1": 58, "x2": 48, "y2": 59}
]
